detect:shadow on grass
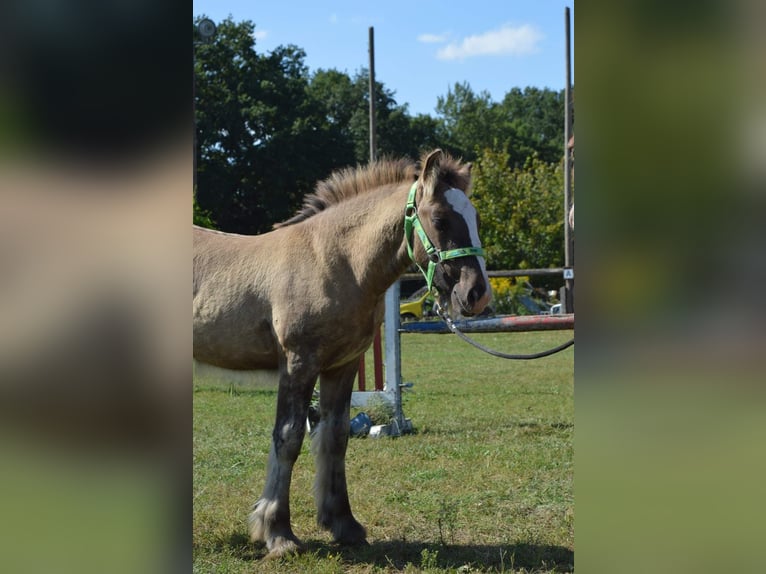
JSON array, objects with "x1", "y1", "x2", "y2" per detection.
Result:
[
  {"x1": 315, "y1": 540, "x2": 573, "y2": 572},
  {"x1": 209, "y1": 531, "x2": 573, "y2": 572},
  {"x1": 205, "y1": 531, "x2": 261, "y2": 561}
]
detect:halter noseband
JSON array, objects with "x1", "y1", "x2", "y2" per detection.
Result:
[{"x1": 404, "y1": 182, "x2": 485, "y2": 293}]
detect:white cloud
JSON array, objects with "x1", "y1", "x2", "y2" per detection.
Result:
[
  {"x1": 329, "y1": 14, "x2": 338, "y2": 24},
  {"x1": 417, "y1": 33, "x2": 448, "y2": 44},
  {"x1": 252, "y1": 29, "x2": 269, "y2": 41},
  {"x1": 436, "y1": 24, "x2": 543, "y2": 61}
]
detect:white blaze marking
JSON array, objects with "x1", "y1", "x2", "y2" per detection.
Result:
[{"x1": 444, "y1": 188, "x2": 490, "y2": 286}]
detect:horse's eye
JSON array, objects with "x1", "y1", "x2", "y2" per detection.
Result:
[{"x1": 432, "y1": 217, "x2": 448, "y2": 232}]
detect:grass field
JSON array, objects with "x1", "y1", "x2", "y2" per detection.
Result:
[{"x1": 193, "y1": 331, "x2": 573, "y2": 573}]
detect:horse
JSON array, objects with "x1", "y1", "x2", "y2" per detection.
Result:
[{"x1": 193, "y1": 149, "x2": 491, "y2": 558}]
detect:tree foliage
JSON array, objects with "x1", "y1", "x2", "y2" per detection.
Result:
[
  {"x1": 194, "y1": 17, "x2": 332, "y2": 234},
  {"x1": 501, "y1": 87, "x2": 566, "y2": 166},
  {"x1": 436, "y1": 82, "x2": 504, "y2": 160},
  {"x1": 193, "y1": 193, "x2": 216, "y2": 229},
  {"x1": 472, "y1": 148, "x2": 565, "y2": 274},
  {"x1": 436, "y1": 83, "x2": 565, "y2": 167},
  {"x1": 193, "y1": 15, "x2": 570, "y2": 274},
  {"x1": 194, "y1": 17, "x2": 447, "y2": 234},
  {"x1": 308, "y1": 68, "x2": 432, "y2": 165}
]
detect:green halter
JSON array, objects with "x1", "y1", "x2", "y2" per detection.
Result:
[{"x1": 404, "y1": 182, "x2": 486, "y2": 292}]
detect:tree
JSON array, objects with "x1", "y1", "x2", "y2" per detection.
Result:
[
  {"x1": 193, "y1": 193, "x2": 216, "y2": 229},
  {"x1": 194, "y1": 16, "x2": 568, "y2": 237},
  {"x1": 407, "y1": 113, "x2": 450, "y2": 157},
  {"x1": 435, "y1": 82, "x2": 504, "y2": 161},
  {"x1": 471, "y1": 148, "x2": 565, "y2": 283},
  {"x1": 194, "y1": 17, "x2": 336, "y2": 234},
  {"x1": 344, "y1": 70, "x2": 433, "y2": 163},
  {"x1": 435, "y1": 83, "x2": 566, "y2": 168},
  {"x1": 305, "y1": 69, "x2": 359, "y2": 167},
  {"x1": 499, "y1": 87, "x2": 566, "y2": 166},
  {"x1": 308, "y1": 68, "x2": 448, "y2": 164}
]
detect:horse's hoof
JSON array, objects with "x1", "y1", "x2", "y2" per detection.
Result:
[
  {"x1": 263, "y1": 536, "x2": 303, "y2": 560},
  {"x1": 331, "y1": 516, "x2": 368, "y2": 546}
]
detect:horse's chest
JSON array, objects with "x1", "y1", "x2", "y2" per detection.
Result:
[
  {"x1": 324, "y1": 328, "x2": 377, "y2": 370},
  {"x1": 279, "y1": 302, "x2": 380, "y2": 369},
  {"x1": 326, "y1": 307, "x2": 382, "y2": 366}
]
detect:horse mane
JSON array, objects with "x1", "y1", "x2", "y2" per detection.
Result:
[
  {"x1": 273, "y1": 151, "x2": 470, "y2": 229},
  {"x1": 273, "y1": 157, "x2": 416, "y2": 229}
]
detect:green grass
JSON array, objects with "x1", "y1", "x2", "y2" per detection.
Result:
[{"x1": 194, "y1": 331, "x2": 573, "y2": 573}]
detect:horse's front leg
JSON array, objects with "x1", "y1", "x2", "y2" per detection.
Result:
[
  {"x1": 249, "y1": 355, "x2": 316, "y2": 559},
  {"x1": 313, "y1": 360, "x2": 368, "y2": 545}
]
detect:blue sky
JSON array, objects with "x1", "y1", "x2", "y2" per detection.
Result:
[{"x1": 193, "y1": 1, "x2": 574, "y2": 117}]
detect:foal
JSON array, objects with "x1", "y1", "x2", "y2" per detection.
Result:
[{"x1": 193, "y1": 149, "x2": 490, "y2": 557}]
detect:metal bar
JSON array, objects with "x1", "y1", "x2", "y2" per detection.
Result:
[
  {"x1": 487, "y1": 269, "x2": 564, "y2": 277},
  {"x1": 563, "y1": 7, "x2": 574, "y2": 312},
  {"x1": 400, "y1": 314, "x2": 574, "y2": 334},
  {"x1": 384, "y1": 281, "x2": 404, "y2": 430},
  {"x1": 401, "y1": 268, "x2": 566, "y2": 281}
]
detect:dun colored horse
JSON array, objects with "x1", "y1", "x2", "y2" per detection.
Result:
[{"x1": 193, "y1": 149, "x2": 491, "y2": 557}]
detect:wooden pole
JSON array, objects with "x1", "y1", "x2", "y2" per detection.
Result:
[
  {"x1": 368, "y1": 26, "x2": 377, "y2": 162},
  {"x1": 361, "y1": 26, "x2": 386, "y2": 394},
  {"x1": 369, "y1": 26, "x2": 385, "y2": 392}
]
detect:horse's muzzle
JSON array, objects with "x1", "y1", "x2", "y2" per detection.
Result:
[
  {"x1": 433, "y1": 260, "x2": 491, "y2": 317},
  {"x1": 452, "y1": 280, "x2": 491, "y2": 316},
  {"x1": 446, "y1": 262, "x2": 490, "y2": 316}
]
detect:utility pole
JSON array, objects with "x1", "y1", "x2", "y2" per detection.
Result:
[{"x1": 368, "y1": 26, "x2": 377, "y2": 162}]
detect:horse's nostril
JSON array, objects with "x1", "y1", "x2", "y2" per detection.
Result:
[{"x1": 468, "y1": 285, "x2": 484, "y2": 306}]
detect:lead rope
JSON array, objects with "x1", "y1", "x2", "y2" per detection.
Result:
[{"x1": 433, "y1": 302, "x2": 574, "y2": 360}]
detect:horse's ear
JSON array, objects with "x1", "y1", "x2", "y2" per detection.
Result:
[
  {"x1": 420, "y1": 149, "x2": 443, "y2": 197},
  {"x1": 423, "y1": 149, "x2": 443, "y2": 174},
  {"x1": 460, "y1": 161, "x2": 473, "y2": 195}
]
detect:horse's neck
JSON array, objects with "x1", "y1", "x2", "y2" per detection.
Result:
[{"x1": 324, "y1": 184, "x2": 411, "y2": 297}]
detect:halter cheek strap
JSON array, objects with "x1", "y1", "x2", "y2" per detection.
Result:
[{"x1": 404, "y1": 182, "x2": 485, "y2": 292}]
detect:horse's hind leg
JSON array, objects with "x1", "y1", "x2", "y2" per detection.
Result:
[
  {"x1": 313, "y1": 360, "x2": 367, "y2": 545},
  {"x1": 249, "y1": 357, "x2": 316, "y2": 558}
]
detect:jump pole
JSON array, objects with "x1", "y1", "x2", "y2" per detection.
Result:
[{"x1": 400, "y1": 314, "x2": 575, "y2": 334}]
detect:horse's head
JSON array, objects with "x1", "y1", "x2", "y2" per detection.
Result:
[{"x1": 406, "y1": 149, "x2": 491, "y2": 317}]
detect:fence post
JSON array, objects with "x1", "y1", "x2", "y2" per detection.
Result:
[
  {"x1": 563, "y1": 6, "x2": 574, "y2": 313},
  {"x1": 384, "y1": 281, "x2": 406, "y2": 433}
]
